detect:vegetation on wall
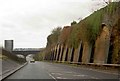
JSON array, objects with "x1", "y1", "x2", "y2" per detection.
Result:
[
  {"x1": 111, "y1": 19, "x2": 120, "y2": 64},
  {"x1": 59, "y1": 26, "x2": 71, "y2": 45},
  {"x1": 68, "y1": 24, "x2": 80, "y2": 48},
  {"x1": 44, "y1": 2, "x2": 119, "y2": 64}
]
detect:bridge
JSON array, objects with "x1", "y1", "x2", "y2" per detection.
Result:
[{"x1": 12, "y1": 48, "x2": 44, "y2": 57}]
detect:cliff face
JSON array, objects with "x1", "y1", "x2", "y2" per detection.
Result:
[{"x1": 45, "y1": 2, "x2": 120, "y2": 64}]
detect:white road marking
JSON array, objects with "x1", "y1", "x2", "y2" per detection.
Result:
[
  {"x1": 71, "y1": 66, "x2": 119, "y2": 75},
  {"x1": 57, "y1": 77, "x2": 68, "y2": 79},
  {"x1": 90, "y1": 76, "x2": 99, "y2": 79},
  {"x1": 44, "y1": 62, "x2": 118, "y2": 79},
  {"x1": 73, "y1": 75, "x2": 86, "y2": 77},
  {"x1": 88, "y1": 68, "x2": 119, "y2": 75},
  {"x1": 56, "y1": 77, "x2": 62, "y2": 79},
  {"x1": 49, "y1": 73, "x2": 57, "y2": 81},
  {"x1": 51, "y1": 73, "x2": 55, "y2": 74},
  {"x1": 73, "y1": 74, "x2": 99, "y2": 79},
  {"x1": 51, "y1": 73, "x2": 63, "y2": 75},
  {"x1": 64, "y1": 72, "x2": 74, "y2": 74}
]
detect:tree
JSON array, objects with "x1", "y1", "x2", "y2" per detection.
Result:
[
  {"x1": 46, "y1": 27, "x2": 62, "y2": 48},
  {"x1": 51, "y1": 27, "x2": 62, "y2": 35},
  {"x1": 59, "y1": 26, "x2": 71, "y2": 45},
  {"x1": 71, "y1": 21, "x2": 77, "y2": 26}
]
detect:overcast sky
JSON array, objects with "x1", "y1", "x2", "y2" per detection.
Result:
[{"x1": 0, "y1": 0, "x2": 107, "y2": 48}]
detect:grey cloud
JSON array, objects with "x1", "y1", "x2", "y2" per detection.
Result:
[{"x1": 0, "y1": 0, "x2": 106, "y2": 48}]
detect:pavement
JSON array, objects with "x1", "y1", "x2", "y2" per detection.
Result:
[
  {"x1": 3, "y1": 61, "x2": 119, "y2": 81},
  {"x1": 1, "y1": 58, "x2": 27, "y2": 80},
  {"x1": 2, "y1": 59, "x2": 20, "y2": 73}
]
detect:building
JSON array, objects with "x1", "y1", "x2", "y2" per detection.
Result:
[{"x1": 4, "y1": 40, "x2": 13, "y2": 52}]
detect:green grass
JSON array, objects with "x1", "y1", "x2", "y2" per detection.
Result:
[{"x1": 0, "y1": 54, "x2": 8, "y2": 60}]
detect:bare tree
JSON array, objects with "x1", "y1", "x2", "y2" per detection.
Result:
[{"x1": 103, "y1": 0, "x2": 112, "y2": 4}]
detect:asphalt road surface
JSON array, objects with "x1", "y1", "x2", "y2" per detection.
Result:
[{"x1": 3, "y1": 61, "x2": 119, "y2": 81}]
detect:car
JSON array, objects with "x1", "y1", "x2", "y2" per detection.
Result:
[{"x1": 30, "y1": 59, "x2": 35, "y2": 63}]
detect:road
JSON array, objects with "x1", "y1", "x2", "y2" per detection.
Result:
[{"x1": 3, "y1": 61, "x2": 119, "y2": 80}]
